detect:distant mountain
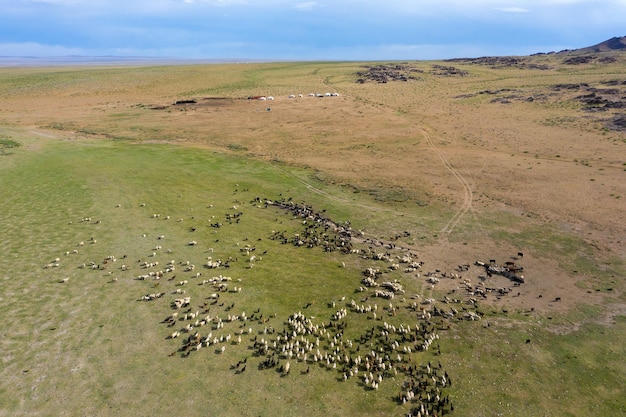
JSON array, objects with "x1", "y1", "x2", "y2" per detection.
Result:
[{"x1": 557, "y1": 36, "x2": 626, "y2": 54}]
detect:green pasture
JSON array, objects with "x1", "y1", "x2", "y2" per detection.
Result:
[
  {"x1": 0, "y1": 134, "x2": 623, "y2": 417},
  {"x1": 0, "y1": 136, "x2": 443, "y2": 417}
]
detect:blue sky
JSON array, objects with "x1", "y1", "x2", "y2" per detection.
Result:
[{"x1": 0, "y1": 0, "x2": 624, "y2": 60}]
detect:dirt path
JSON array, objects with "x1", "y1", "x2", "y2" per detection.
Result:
[
  {"x1": 417, "y1": 125, "x2": 474, "y2": 235},
  {"x1": 29, "y1": 129, "x2": 57, "y2": 139}
]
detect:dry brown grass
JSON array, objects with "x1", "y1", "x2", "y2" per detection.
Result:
[{"x1": 1, "y1": 56, "x2": 625, "y2": 416}]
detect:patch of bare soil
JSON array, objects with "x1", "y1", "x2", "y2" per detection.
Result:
[
  {"x1": 173, "y1": 97, "x2": 238, "y2": 107},
  {"x1": 390, "y1": 236, "x2": 604, "y2": 316},
  {"x1": 341, "y1": 222, "x2": 607, "y2": 322}
]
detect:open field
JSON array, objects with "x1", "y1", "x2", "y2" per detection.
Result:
[{"x1": 0, "y1": 53, "x2": 625, "y2": 416}]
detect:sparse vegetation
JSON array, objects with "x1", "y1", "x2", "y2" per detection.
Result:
[
  {"x1": 0, "y1": 53, "x2": 624, "y2": 417},
  {"x1": 0, "y1": 136, "x2": 20, "y2": 155}
]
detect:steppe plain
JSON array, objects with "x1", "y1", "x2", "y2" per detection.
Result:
[{"x1": 0, "y1": 51, "x2": 624, "y2": 417}]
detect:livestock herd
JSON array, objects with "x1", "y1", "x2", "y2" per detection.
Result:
[
  {"x1": 46, "y1": 194, "x2": 527, "y2": 417},
  {"x1": 248, "y1": 92, "x2": 340, "y2": 100}
]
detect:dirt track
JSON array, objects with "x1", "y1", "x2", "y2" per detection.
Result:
[{"x1": 418, "y1": 125, "x2": 474, "y2": 236}]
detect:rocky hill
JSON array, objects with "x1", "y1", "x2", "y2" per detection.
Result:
[{"x1": 557, "y1": 36, "x2": 626, "y2": 54}]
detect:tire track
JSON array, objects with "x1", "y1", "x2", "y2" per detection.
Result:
[
  {"x1": 417, "y1": 126, "x2": 473, "y2": 235},
  {"x1": 29, "y1": 130, "x2": 57, "y2": 139}
]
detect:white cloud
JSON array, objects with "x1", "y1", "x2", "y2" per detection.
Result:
[
  {"x1": 494, "y1": 7, "x2": 529, "y2": 13},
  {"x1": 293, "y1": 1, "x2": 320, "y2": 11}
]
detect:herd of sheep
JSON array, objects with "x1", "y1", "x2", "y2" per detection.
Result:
[{"x1": 46, "y1": 194, "x2": 527, "y2": 417}]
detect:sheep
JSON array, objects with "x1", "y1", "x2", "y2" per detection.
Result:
[
  {"x1": 426, "y1": 276, "x2": 440, "y2": 284},
  {"x1": 142, "y1": 292, "x2": 165, "y2": 301},
  {"x1": 172, "y1": 297, "x2": 191, "y2": 309}
]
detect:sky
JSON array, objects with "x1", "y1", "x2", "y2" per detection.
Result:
[{"x1": 0, "y1": 0, "x2": 625, "y2": 61}]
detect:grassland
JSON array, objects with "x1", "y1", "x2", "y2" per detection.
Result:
[{"x1": 0, "y1": 54, "x2": 625, "y2": 417}]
